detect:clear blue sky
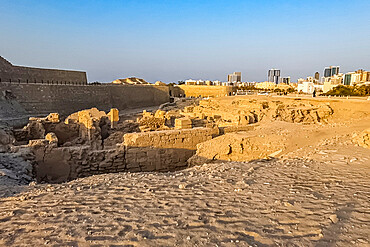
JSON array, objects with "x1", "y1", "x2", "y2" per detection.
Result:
[{"x1": 1, "y1": 0, "x2": 369, "y2": 83}]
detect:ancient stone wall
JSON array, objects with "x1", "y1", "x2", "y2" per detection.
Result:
[
  {"x1": 169, "y1": 85, "x2": 185, "y2": 97},
  {"x1": 123, "y1": 127, "x2": 219, "y2": 172},
  {"x1": 34, "y1": 127, "x2": 219, "y2": 182},
  {"x1": 0, "y1": 56, "x2": 87, "y2": 84},
  {"x1": 177, "y1": 85, "x2": 236, "y2": 97},
  {"x1": 0, "y1": 83, "x2": 170, "y2": 117}
]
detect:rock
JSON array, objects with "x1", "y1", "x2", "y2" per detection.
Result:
[
  {"x1": 45, "y1": 132, "x2": 58, "y2": 145},
  {"x1": 178, "y1": 184, "x2": 186, "y2": 189},
  {"x1": 329, "y1": 214, "x2": 338, "y2": 224},
  {"x1": 24, "y1": 120, "x2": 45, "y2": 140},
  {"x1": 175, "y1": 117, "x2": 192, "y2": 129},
  {"x1": 154, "y1": 110, "x2": 166, "y2": 119},
  {"x1": 28, "y1": 139, "x2": 49, "y2": 147},
  {"x1": 45, "y1": 113, "x2": 60, "y2": 123}
]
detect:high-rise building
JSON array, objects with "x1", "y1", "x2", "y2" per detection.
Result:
[
  {"x1": 344, "y1": 73, "x2": 352, "y2": 85},
  {"x1": 361, "y1": 71, "x2": 370, "y2": 82},
  {"x1": 323, "y1": 66, "x2": 339, "y2": 78},
  {"x1": 281, "y1": 77, "x2": 290, "y2": 84},
  {"x1": 227, "y1": 72, "x2": 242, "y2": 83},
  {"x1": 314, "y1": 72, "x2": 320, "y2": 81},
  {"x1": 343, "y1": 69, "x2": 370, "y2": 86},
  {"x1": 268, "y1": 69, "x2": 280, "y2": 84}
]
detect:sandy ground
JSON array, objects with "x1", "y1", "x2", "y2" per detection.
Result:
[{"x1": 0, "y1": 96, "x2": 370, "y2": 246}]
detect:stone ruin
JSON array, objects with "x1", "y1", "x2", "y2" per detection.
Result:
[
  {"x1": 135, "y1": 97, "x2": 334, "y2": 134},
  {"x1": 2, "y1": 96, "x2": 356, "y2": 184},
  {"x1": 5, "y1": 105, "x2": 219, "y2": 182}
]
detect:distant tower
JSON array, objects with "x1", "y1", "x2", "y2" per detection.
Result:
[
  {"x1": 281, "y1": 77, "x2": 290, "y2": 84},
  {"x1": 227, "y1": 72, "x2": 242, "y2": 83},
  {"x1": 314, "y1": 72, "x2": 320, "y2": 81},
  {"x1": 268, "y1": 69, "x2": 281, "y2": 84},
  {"x1": 323, "y1": 66, "x2": 339, "y2": 78}
]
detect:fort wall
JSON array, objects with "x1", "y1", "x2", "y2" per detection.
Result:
[
  {"x1": 177, "y1": 85, "x2": 236, "y2": 97},
  {"x1": 0, "y1": 83, "x2": 170, "y2": 117},
  {"x1": 0, "y1": 56, "x2": 87, "y2": 84}
]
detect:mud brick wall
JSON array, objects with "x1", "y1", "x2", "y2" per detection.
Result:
[
  {"x1": 34, "y1": 128, "x2": 219, "y2": 182},
  {"x1": 0, "y1": 83, "x2": 170, "y2": 117},
  {"x1": 123, "y1": 127, "x2": 219, "y2": 172}
]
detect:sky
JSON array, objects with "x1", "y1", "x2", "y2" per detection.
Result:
[{"x1": 1, "y1": 0, "x2": 369, "y2": 83}]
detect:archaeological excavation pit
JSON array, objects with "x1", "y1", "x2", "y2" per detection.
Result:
[{"x1": 2, "y1": 96, "x2": 349, "y2": 184}]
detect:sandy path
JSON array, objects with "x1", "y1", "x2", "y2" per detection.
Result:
[{"x1": 0, "y1": 139, "x2": 369, "y2": 246}]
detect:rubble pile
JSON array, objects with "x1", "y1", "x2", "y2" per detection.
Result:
[
  {"x1": 273, "y1": 103, "x2": 333, "y2": 123},
  {"x1": 186, "y1": 98, "x2": 334, "y2": 127},
  {"x1": 140, "y1": 98, "x2": 334, "y2": 133},
  {"x1": 137, "y1": 110, "x2": 168, "y2": 132},
  {"x1": 14, "y1": 112, "x2": 79, "y2": 146}
]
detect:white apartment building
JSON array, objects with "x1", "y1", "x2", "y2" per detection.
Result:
[{"x1": 297, "y1": 81, "x2": 315, "y2": 94}]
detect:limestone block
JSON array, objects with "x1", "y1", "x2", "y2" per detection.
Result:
[
  {"x1": 108, "y1": 108, "x2": 119, "y2": 122},
  {"x1": 183, "y1": 106, "x2": 194, "y2": 113},
  {"x1": 108, "y1": 108, "x2": 119, "y2": 128},
  {"x1": 154, "y1": 110, "x2": 166, "y2": 118},
  {"x1": 175, "y1": 117, "x2": 192, "y2": 129},
  {"x1": 46, "y1": 113, "x2": 60, "y2": 123},
  {"x1": 99, "y1": 161, "x2": 112, "y2": 169},
  {"x1": 142, "y1": 110, "x2": 153, "y2": 118},
  {"x1": 78, "y1": 112, "x2": 94, "y2": 129},
  {"x1": 28, "y1": 139, "x2": 49, "y2": 147},
  {"x1": 45, "y1": 132, "x2": 58, "y2": 145},
  {"x1": 65, "y1": 112, "x2": 79, "y2": 124}
]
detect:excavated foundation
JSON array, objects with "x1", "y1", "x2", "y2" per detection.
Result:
[{"x1": 7, "y1": 96, "x2": 370, "y2": 184}]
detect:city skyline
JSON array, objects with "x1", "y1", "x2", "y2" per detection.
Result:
[{"x1": 1, "y1": 0, "x2": 369, "y2": 83}]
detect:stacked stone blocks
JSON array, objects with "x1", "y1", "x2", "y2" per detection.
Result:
[{"x1": 34, "y1": 127, "x2": 219, "y2": 182}]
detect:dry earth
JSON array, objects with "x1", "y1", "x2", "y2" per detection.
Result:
[{"x1": 0, "y1": 95, "x2": 370, "y2": 246}]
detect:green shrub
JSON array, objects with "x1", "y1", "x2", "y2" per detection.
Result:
[{"x1": 323, "y1": 85, "x2": 370, "y2": 96}]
